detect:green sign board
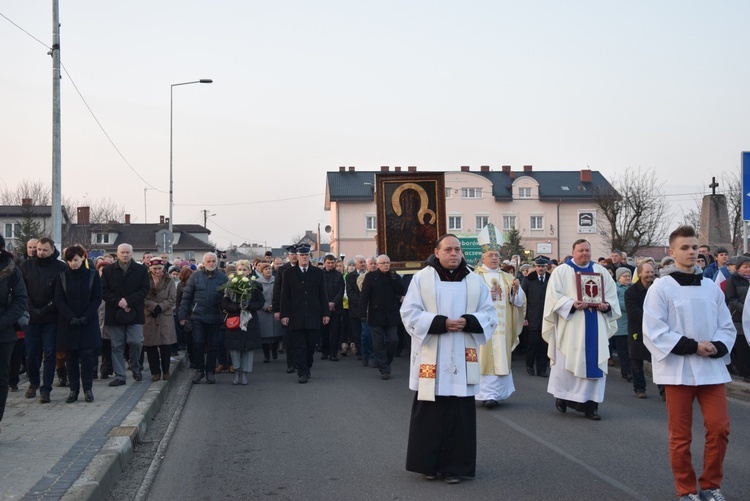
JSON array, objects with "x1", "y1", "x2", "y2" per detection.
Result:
[{"x1": 458, "y1": 236, "x2": 482, "y2": 267}]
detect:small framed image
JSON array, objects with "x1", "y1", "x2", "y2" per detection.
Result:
[{"x1": 576, "y1": 272, "x2": 605, "y2": 307}]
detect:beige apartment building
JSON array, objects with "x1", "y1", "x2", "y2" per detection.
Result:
[{"x1": 325, "y1": 165, "x2": 615, "y2": 262}]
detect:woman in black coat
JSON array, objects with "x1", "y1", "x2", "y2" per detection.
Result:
[
  {"x1": 220, "y1": 262, "x2": 264, "y2": 385},
  {"x1": 624, "y1": 261, "x2": 662, "y2": 399},
  {"x1": 724, "y1": 256, "x2": 750, "y2": 381},
  {"x1": 55, "y1": 245, "x2": 102, "y2": 403}
]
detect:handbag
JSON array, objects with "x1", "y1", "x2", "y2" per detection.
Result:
[{"x1": 225, "y1": 315, "x2": 241, "y2": 330}]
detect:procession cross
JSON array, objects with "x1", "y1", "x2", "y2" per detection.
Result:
[{"x1": 709, "y1": 177, "x2": 719, "y2": 196}]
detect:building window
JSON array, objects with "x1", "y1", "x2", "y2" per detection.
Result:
[
  {"x1": 530, "y1": 215, "x2": 543, "y2": 231},
  {"x1": 448, "y1": 216, "x2": 463, "y2": 231},
  {"x1": 502, "y1": 215, "x2": 516, "y2": 231},
  {"x1": 518, "y1": 187, "x2": 532, "y2": 199},
  {"x1": 95, "y1": 232, "x2": 110, "y2": 244},
  {"x1": 4, "y1": 223, "x2": 17, "y2": 239},
  {"x1": 445, "y1": 188, "x2": 452, "y2": 199},
  {"x1": 461, "y1": 187, "x2": 482, "y2": 199},
  {"x1": 475, "y1": 215, "x2": 489, "y2": 230},
  {"x1": 365, "y1": 215, "x2": 376, "y2": 231}
]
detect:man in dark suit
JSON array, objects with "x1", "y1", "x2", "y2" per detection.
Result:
[
  {"x1": 359, "y1": 255, "x2": 404, "y2": 380},
  {"x1": 101, "y1": 243, "x2": 149, "y2": 386},
  {"x1": 521, "y1": 257, "x2": 550, "y2": 377},
  {"x1": 280, "y1": 245, "x2": 329, "y2": 383},
  {"x1": 345, "y1": 255, "x2": 367, "y2": 360},
  {"x1": 320, "y1": 254, "x2": 344, "y2": 361},
  {"x1": 273, "y1": 245, "x2": 298, "y2": 373}
]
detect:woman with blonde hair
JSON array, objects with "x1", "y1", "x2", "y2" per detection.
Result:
[{"x1": 221, "y1": 260, "x2": 264, "y2": 384}]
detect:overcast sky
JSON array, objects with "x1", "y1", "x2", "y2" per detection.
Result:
[{"x1": 1, "y1": 1, "x2": 748, "y2": 249}]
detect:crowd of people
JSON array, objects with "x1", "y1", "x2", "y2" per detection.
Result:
[{"x1": 0, "y1": 225, "x2": 743, "y2": 500}]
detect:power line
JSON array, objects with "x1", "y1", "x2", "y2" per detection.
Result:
[
  {"x1": 0, "y1": 11, "x2": 167, "y2": 194},
  {"x1": 176, "y1": 193, "x2": 324, "y2": 207},
  {"x1": 206, "y1": 217, "x2": 267, "y2": 245}
]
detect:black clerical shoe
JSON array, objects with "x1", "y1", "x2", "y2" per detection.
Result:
[
  {"x1": 484, "y1": 399, "x2": 499, "y2": 409},
  {"x1": 585, "y1": 410, "x2": 601, "y2": 421},
  {"x1": 443, "y1": 474, "x2": 462, "y2": 484},
  {"x1": 537, "y1": 370, "x2": 548, "y2": 378},
  {"x1": 555, "y1": 398, "x2": 567, "y2": 413},
  {"x1": 526, "y1": 366, "x2": 535, "y2": 376},
  {"x1": 298, "y1": 374, "x2": 309, "y2": 384}
]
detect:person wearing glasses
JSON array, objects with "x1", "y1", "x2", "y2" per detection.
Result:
[{"x1": 359, "y1": 255, "x2": 405, "y2": 380}]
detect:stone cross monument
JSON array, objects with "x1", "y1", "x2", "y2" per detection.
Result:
[{"x1": 698, "y1": 177, "x2": 733, "y2": 252}]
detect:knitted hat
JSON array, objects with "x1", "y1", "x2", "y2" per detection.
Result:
[{"x1": 616, "y1": 267, "x2": 632, "y2": 280}]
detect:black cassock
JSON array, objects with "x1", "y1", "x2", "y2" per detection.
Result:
[{"x1": 405, "y1": 394, "x2": 477, "y2": 477}]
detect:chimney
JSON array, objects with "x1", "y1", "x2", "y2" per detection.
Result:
[
  {"x1": 394, "y1": 166, "x2": 401, "y2": 172},
  {"x1": 580, "y1": 169, "x2": 592, "y2": 183},
  {"x1": 501, "y1": 165, "x2": 511, "y2": 173},
  {"x1": 165, "y1": 217, "x2": 169, "y2": 225},
  {"x1": 348, "y1": 166, "x2": 355, "y2": 172},
  {"x1": 460, "y1": 166, "x2": 470, "y2": 172},
  {"x1": 124, "y1": 213, "x2": 130, "y2": 225},
  {"x1": 21, "y1": 197, "x2": 32, "y2": 207},
  {"x1": 339, "y1": 166, "x2": 345, "y2": 172},
  {"x1": 510, "y1": 171, "x2": 515, "y2": 179},
  {"x1": 408, "y1": 166, "x2": 417, "y2": 172},
  {"x1": 159, "y1": 215, "x2": 165, "y2": 224},
  {"x1": 77, "y1": 206, "x2": 90, "y2": 225},
  {"x1": 380, "y1": 166, "x2": 389, "y2": 172},
  {"x1": 523, "y1": 165, "x2": 533, "y2": 172},
  {"x1": 480, "y1": 165, "x2": 490, "y2": 172}
]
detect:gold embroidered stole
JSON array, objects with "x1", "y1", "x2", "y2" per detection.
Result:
[{"x1": 417, "y1": 268, "x2": 481, "y2": 401}]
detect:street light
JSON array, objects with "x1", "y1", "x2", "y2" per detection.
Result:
[{"x1": 169, "y1": 78, "x2": 213, "y2": 257}]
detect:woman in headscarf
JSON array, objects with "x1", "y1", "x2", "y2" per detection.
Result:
[{"x1": 143, "y1": 257, "x2": 177, "y2": 381}]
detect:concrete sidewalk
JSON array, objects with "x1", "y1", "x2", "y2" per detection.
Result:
[{"x1": 0, "y1": 355, "x2": 186, "y2": 501}]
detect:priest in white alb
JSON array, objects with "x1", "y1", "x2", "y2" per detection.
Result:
[
  {"x1": 473, "y1": 223, "x2": 526, "y2": 408},
  {"x1": 401, "y1": 234, "x2": 497, "y2": 484},
  {"x1": 542, "y1": 239, "x2": 620, "y2": 420}
]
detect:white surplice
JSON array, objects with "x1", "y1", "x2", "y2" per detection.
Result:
[{"x1": 401, "y1": 268, "x2": 497, "y2": 397}]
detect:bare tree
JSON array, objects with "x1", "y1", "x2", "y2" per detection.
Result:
[
  {"x1": 0, "y1": 180, "x2": 51, "y2": 205},
  {"x1": 723, "y1": 169, "x2": 742, "y2": 254},
  {"x1": 89, "y1": 198, "x2": 126, "y2": 224},
  {"x1": 594, "y1": 168, "x2": 671, "y2": 255}
]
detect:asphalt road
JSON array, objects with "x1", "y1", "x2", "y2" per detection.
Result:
[{"x1": 144, "y1": 352, "x2": 750, "y2": 501}]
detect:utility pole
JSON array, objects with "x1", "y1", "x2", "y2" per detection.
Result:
[
  {"x1": 51, "y1": 0, "x2": 62, "y2": 248},
  {"x1": 202, "y1": 209, "x2": 215, "y2": 227}
]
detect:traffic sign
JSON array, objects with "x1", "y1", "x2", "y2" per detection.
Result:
[
  {"x1": 457, "y1": 236, "x2": 482, "y2": 267},
  {"x1": 155, "y1": 229, "x2": 174, "y2": 254},
  {"x1": 743, "y1": 152, "x2": 750, "y2": 221}
]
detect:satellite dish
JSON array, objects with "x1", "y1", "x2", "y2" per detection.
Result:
[{"x1": 324, "y1": 225, "x2": 332, "y2": 233}]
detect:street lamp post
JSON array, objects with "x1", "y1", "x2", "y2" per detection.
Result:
[{"x1": 169, "y1": 78, "x2": 212, "y2": 257}]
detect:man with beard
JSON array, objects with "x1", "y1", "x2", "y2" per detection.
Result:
[
  {"x1": 401, "y1": 234, "x2": 497, "y2": 483},
  {"x1": 543, "y1": 239, "x2": 620, "y2": 420},
  {"x1": 22, "y1": 237, "x2": 67, "y2": 403}
]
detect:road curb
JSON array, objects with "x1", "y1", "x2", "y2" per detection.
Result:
[{"x1": 61, "y1": 355, "x2": 186, "y2": 501}]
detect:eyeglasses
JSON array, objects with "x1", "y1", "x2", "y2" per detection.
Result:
[{"x1": 377, "y1": 262, "x2": 390, "y2": 265}]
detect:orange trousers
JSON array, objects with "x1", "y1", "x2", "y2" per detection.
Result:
[{"x1": 665, "y1": 384, "x2": 730, "y2": 497}]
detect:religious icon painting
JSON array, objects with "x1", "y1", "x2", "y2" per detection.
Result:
[
  {"x1": 575, "y1": 272, "x2": 605, "y2": 307},
  {"x1": 376, "y1": 172, "x2": 446, "y2": 266}
]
